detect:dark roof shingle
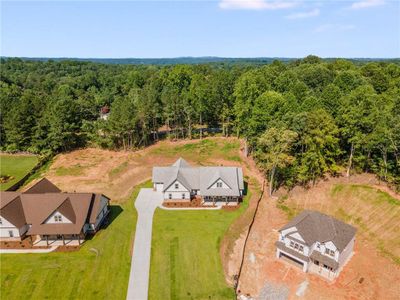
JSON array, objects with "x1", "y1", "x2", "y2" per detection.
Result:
[{"x1": 279, "y1": 210, "x2": 356, "y2": 252}]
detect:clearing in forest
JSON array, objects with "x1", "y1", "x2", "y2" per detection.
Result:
[{"x1": 1, "y1": 137, "x2": 259, "y2": 300}]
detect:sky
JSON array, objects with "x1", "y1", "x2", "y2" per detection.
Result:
[{"x1": 1, "y1": 0, "x2": 399, "y2": 58}]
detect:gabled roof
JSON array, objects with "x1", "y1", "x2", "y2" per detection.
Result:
[
  {"x1": 0, "y1": 196, "x2": 26, "y2": 228},
  {"x1": 54, "y1": 198, "x2": 76, "y2": 224},
  {"x1": 207, "y1": 170, "x2": 231, "y2": 189},
  {"x1": 172, "y1": 158, "x2": 191, "y2": 168},
  {"x1": 0, "y1": 192, "x2": 20, "y2": 209},
  {"x1": 152, "y1": 160, "x2": 244, "y2": 197},
  {"x1": 24, "y1": 178, "x2": 62, "y2": 194},
  {"x1": 25, "y1": 193, "x2": 93, "y2": 235},
  {"x1": 89, "y1": 194, "x2": 110, "y2": 224},
  {"x1": 279, "y1": 210, "x2": 356, "y2": 252},
  {"x1": 0, "y1": 178, "x2": 109, "y2": 235}
]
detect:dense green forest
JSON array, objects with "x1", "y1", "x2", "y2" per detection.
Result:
[{"x1": 1, "y1": 56, "x2": 399, "y2": 191}]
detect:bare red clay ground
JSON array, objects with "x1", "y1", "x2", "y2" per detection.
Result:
[
  {"x1": 25, "y1": 138, "x2": 243, "y2": 202},
  {"x1": 231, "y1": 174, "x2": 400, "y2": 300}
]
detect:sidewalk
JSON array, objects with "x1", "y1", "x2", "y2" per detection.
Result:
[{"x1": 0, "y1": 246, "x2": 57, "y2": 254}]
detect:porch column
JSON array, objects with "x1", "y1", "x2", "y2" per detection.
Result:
[
  {"x1": 46, "y1": 235, "x2": 48, "y2": 246},
  {"x1": 62, "y1": 235, "x2": 65, "y2": 245},
  {"x1": 78, "y1": 234, "x2": 81, "y2": 245}
]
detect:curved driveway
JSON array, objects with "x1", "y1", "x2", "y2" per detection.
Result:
[{"x1": 127, "y1": 188, "x2": 163, "y2": 300}]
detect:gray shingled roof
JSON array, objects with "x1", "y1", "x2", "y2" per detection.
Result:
[
  {"x1": 279, "y1": 210, "x2": 356, "y2": 252},
  {"x1": 152, "y1": 158, "x2": 244, "y2": 197}
]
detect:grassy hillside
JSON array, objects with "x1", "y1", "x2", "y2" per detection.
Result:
[{"x1": 0, "y1": 155, "x2": 38, "y2": 190}]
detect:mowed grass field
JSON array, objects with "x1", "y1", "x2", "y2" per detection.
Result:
[
  {"x1": 0, "y1": 181, "x2": 151, "y2": 300},
  {"x1": 149, "y1": 192, "x2": 251, "y2": 300},
  {"x1": 0, "y1": 154, "x2": 38, "y2": 190}
]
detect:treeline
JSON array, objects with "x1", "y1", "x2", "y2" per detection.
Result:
[{"x1": 1, "y1": 56, "x2": 399, "y2": 190}]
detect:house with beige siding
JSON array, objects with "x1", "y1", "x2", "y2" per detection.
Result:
[
  {"x1": 276, "y1": 210, "x2": 356, "y2": 280},
  {"x1": 0, "y1": 178, "x2": 109, "y2": 245}
]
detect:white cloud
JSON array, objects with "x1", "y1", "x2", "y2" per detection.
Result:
[
  {"x1": 314, "y1": 24, "x2": 355, "y2": 33},
  {"x1": 286, "y1": 8, "x2": 320, "y2": 19},
  {"x1": 219, "y1": 0, "x2": 298, "y2": 10},
  {"x1": 350, "y1": 0, "x2": 385, "y2": 9}
]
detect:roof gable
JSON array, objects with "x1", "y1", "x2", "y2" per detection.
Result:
[
  {"x1": 172, "y1": 158, "x2": 191, "y2": 168},
  {"x1": 24, "y1": 178, "x2": 61, "y2": 194},
  {"x1": 56, "y1": 198, "x2": 76, "y2": 223},
  {"x1": 207, "y1": 171, "x2": 231, "y2": 189},
  {"x1": 0, "y1": 196, "x2": 26, "y2": 228},
  {"x1": 279, "y1": 210, "x2": 356, "y2": 251}
]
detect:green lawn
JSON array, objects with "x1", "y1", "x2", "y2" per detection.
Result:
[
  {"x1": 149, "y1": 193, "x2": 250, "y2": 300},
  {"x1": 0, "y1": 181, "x2": 151, "y2": 300},
  {"x1": 0, "y1": 155, "x2": 38, "y2": 191}
]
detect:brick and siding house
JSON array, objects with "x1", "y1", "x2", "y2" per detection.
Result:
[{"x1": 0, "y1": 178, "x2": 110, "y2": 245}]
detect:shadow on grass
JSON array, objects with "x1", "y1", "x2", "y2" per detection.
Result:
[{"x1": 85, "y1": 205, "x2": 123, "y2": 240}]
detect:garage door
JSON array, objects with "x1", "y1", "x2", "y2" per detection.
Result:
[{"x1": 279, "y1": 252, "x2": 304, "y2": 269}]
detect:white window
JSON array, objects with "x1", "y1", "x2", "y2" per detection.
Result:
[
  {"x1": 217, "y1": 182, "x2": 222, "y2": 188},
  {"x1": 9, "y1": 230, "x2": 14, "y2": 237},
  {"x1": 299, "y1": 245, "x2": 304, "y2": 253},
  {"x1": 0, "y1": 218, "x2": 2, "y2": 225},
  {"x1": 325, "y1": 249, "x2": 335, "y2": 257},
  {"x1": 54, "y1": 215, "x2": 62, "y2": 222},
  {"x1": 294, "y1": 243, "x2": 299, "y2": 250},
  {"x1": 169, "y1": 194, "x2": 172, "y2": 199},
  {"x1": 182, "y1": 193, "x2": 185, "y2": 199},
  {"x1": 290, "y1": 241, "x2": 294, "y2": 248},
  {"x1": 175, "y1": 183, "x2": 179, "y2": 189}
]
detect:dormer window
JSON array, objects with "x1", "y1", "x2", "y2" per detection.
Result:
[
  {"x1": 175, "y1": 183, "x2": 179, "y2": 189},
  {"x1": 54, "y1": 215, "x2": 62, "y2": 222},
  {"x1": 325, "y1": 248, "x2": 335, "y2": 257}
]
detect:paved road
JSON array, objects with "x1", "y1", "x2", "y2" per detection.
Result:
[{"x1": 127, "y1": 188, "x2": 163, "y2": 300}]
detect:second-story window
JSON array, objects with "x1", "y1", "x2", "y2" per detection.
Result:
[
  {"x1": 217, "y1": 182, "x2": 222, "y2": 188},
  {"x1": 325, "y1": 249, "x2": 335, "y2": 257},
  {"x1": 54, "y1": 215, "x2": 62, "y2": 222},
  {"x1": 175, "y1": 183, "x2": 179, "y2": 189},
  {"x1": 0, "y1": 218, "x2": 2, "y2": 225}
]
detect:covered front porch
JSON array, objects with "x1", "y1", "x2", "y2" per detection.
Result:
[
  {"x1": 33, "y1": 233, "x2": 85, "y2": 247},
  {"x1": 202, "y1": 195, "x2": 240, "y2": 206}
]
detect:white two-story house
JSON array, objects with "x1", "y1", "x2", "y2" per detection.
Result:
[
  {"x1": 152, "y1": 158, "x2": 244, "y2": 205},
  {"x1": 276, "y1": 210, "x2": 356, "y2": 280}
]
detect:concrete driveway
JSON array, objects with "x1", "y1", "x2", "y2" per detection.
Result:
[{"x1": 127, "y1": 188, "x2": 163, "y2": 300}]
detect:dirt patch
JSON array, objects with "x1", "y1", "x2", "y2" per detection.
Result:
[
  {"x1": 219, "y1": 142, "x2": 265, "y2": 286},
  {"x1": 234, "y1": 174, "x2": 400, "y2": 299},
  {"x1": 0, "y1": 238, "x2": 50, "y2": 250},
  {"x1": 24, "y1": 137, "x2": 243, "y2": 202}
]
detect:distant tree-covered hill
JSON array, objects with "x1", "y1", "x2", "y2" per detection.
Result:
[{"x1": 2, "y1": 56, "x2": 399, "y2": 66}]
